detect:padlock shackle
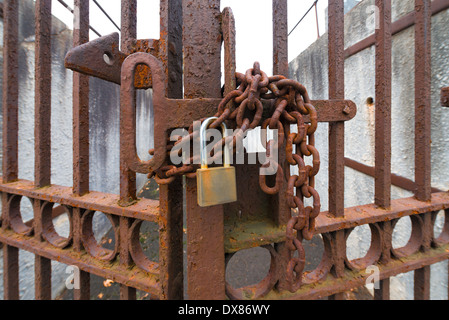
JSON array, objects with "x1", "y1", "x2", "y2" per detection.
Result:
[{"x1": 200, "y1": 117, "x2": 231, "y2": 169}]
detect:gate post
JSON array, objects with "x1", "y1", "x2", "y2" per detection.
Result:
[{"x1": 182, "y1": 0, "x2": 226, "y2": 300}]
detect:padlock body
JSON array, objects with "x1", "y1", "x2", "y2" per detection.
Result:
[{"x1": 197, "y1": 166, "x2": 237, "y2": 207}]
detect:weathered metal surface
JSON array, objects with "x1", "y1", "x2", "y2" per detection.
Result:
[
  {"x1": 2, "y1": 0, "x2": 19, "y2": 183},
  {"x1": 316, "y1": 192, "x2": 449, "y2": 234},
  {"x1": 65, "y1": 33, "x2": 126, "y2": 85},
  {"x1": 35, "y1": 0, "x2": 52, "y2": 189},
  {"x1": 64, "y1": 33, "x2": 162, "y2": 89},
  {"x1": 345, "y1": 157, "x2": 443, "y2": 194},
  {"x1": 375, "y1": 0, "x2": 392, "y2": 209},
  {"x1": 72, "y1": 0, "x2": 90, "y2": 197},
  {"x1": 261, "y1": 242, "x2": 449, "y2": 300},
  {"x1": 328, "y1": 0, "x2": 345, "y2": 220},
  {"x1": 327, "y1": 0, "x2": 346, "y2": 300},
  {"x1": 224, "y1": 192, "x2": 449, "y2": 253},
  {"x1": 157, "y1": 0, "x2": 184, "y2": 301},
  {"x1": 0, "y1": 179, "x2": 160, "y2": 222},
  {"x1": 183, "y1": 0, "x2": 226, "y2": 301},
  {"x1": 0, "y1": 227, "x2": 161, "y2": 295},
  {"x1": 271, "y1": 0, "x2": 291, "y2": 293},
  {"x1": 414, "y1": 0, "x2": 433, "y2": 300},
  {"x1": 415, "y1": 0, "x2": 432, "y2": 203},
  {"x1": 2, "y1": 0, "x2": 20, "y2": 300},
  {"x1": 1, "y1": 0, "x2": 446, "y2": 301},
  {"x1": 72, "y1": 0, "x2": 91, "y2": 300},
  {"x1": 442, "y1": 87, "x2": 449, "y2": 107}
]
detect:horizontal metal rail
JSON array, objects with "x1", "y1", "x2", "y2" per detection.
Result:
[
  {"x1": 263, "y1": 242, "x2": 449, "y2": 300},
  {"x1": 0, "y1": 178, "x2": 160, "y2": 222},
  {"x1": 0, "y1": 227, "x2": 161, "y2": 295}
]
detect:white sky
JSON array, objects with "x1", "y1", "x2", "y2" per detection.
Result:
[{"x1": 51, "y1": 0, "x2": 328, "y2": 76}]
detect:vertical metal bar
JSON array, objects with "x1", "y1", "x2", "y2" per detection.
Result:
[
  {"x1": 272, "y1": 0, "x2": 292, "y2": 292},
  {"x1": 159, "y1": 178, "x2": 184, "y2": 300},
  {"x1": 414, "y1": 265, "x2": 431, "y2": 300},
  {"x1": 73, "y1": 0, "x2": 90, "y2": 196},
  {"x1": 121, "y1": 0, "x2": 137, "y2": 55},
  {"x1": 375, "y1": 0, "x2": 392, "y2": 209},
  {"x1": 72, "y1": 207, "x2": 90, "y2": 299},
  {"x1": 119, "y1": 0, "x2": 137, "y2": 300},
  {"x1": 374, "y1": 1, "x2": 392, "y2": 299},
  {"x1": 222, "y1": 7, "x2": 236, "y2": 97},
  {"x1": 33, "y1": 200, "x2": 51, "y2": 299},
  {"x1": 34, "y1": 0, "x2": 52, "y2": 301},
  {"x1": 2, "y1": 0, "x2": 20, "y2": 300},
  {"x1": 414, "y1": 0, "x2": 432, "y2": 300},
  {"x1": 183, "y1": 0, "x2": 225, "y2": 300},
  {"x1": 35, "y1": 0, "x2": 52, "y2": 188},
  {"x1": 118, "y1": 206, "x2": 137, "y2": 297},
  {"x1": 35, "y1": 255, "x2": 52, "y2": 300},
  {"x1": 273, "y1": 0, "x2": 288, "y2": 76},
  {"x1": 2, "y1": 0, "x2": 19, "y2": 183},
  {"x1": 72, "y1": 0, "x2": 91, "y2": 301},
  {"x1": 376, "y1": 220, "x2": 393, "y2": 300},
  {"x1": 272, "y1": 0, "x2": 289, "y2": 226},
  {"x1": 74, "y1": 271, "x2": 90, "y2": 300},
  {"x1": 119, "y1": 284, "x2": 137, "y2": 300},
  {"x1": 375, "y1": 279, "x2": 390, "y2": 300},
  {"x1": 159, "y1": 0, "x2": 183, "y2": 99},
  {"x1": 328, "y1": 0, "x2": 346, "y2": 300},
  {"x1": 328, "y1": 0, "x2": 345, "y2": 218},
  {"x1": 3, "y1": 244, "x2": 19, "y2": 300},
  {"x1": 414, "y1": 0, "x2": 432, "y2": 202},
  {"x1": 120, "y1": 0, "x2": 137, "y2": 204},
  {"x1": 158, "y1": 0, "x2": 184, "y2": 300}
]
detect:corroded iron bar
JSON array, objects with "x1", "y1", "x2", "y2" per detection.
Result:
[
  {"x1": 2, "y1": 0, "x2": 20, "y2": 300},
  {"x1": 73, "y1": 0, "x2": 90, "y2": 196},
  {"x1": 158, "y1": 0, "x2": 184, "y2": 301},
  {"x1": 328, "y1": 0, "x2": 345, "y2": 219},
  {"x1": 2, "y1": 0, "x2": 19, "y2": 183},
  {"x1": 183, "y1": 0, "x2": 225, "y2": 300},
  {"x1": 72, "y1": 0, "x2": 91, "y2": 301},
  {"x1": 120, "y1": 0, "x2": 138, "y2": 205},
  {"x1": 414, "y1": 0, "x2": 432, "y2": 202},
  {"x1": 375, "y1": 0, "x2": 392, "y2": 209},
  {"x1": 414, "y1": 0, "x2": 432, "y2": 300},
  {"x1": 327, "y1": 0, "x2": 346, "y2": 300},
  {"x1": 0, "y1": 227, "x2": 161, "y2": 295},
  {"x1": 34, "y1": 0, "x2": 53, "y2": 301},
  {"x1": 35, "y1": 0, "x2": 52, "y2": 188},
  {"x1": 272, "y1": 0, "x2": 291, "y2": 293},
  {"x1": 0, "y1": 179, "x2": 160, "y2": 222}
]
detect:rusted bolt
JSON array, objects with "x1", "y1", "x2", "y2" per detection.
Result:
[{"x1": 342, "y1": 105, "x2": 351, "y2": 115}]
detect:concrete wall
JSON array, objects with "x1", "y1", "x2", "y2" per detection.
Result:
[
  {"x1": 0, "y1": 0, "x2": 153, "y2": 299},
  {"x1": 289, "y1": 0, "x2": 449, "y2": 299}
]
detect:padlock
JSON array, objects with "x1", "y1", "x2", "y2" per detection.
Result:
[{"x1": 197, "y1": 117, "x2": 237, "y2": 207}]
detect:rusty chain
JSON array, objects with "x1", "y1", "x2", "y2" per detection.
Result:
[{"x1": 148, "y1": 62, "x2": 321, "y2": 292}]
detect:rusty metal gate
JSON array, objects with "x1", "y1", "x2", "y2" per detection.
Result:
[{"x1": 0, "y1": 0, "x2": 448, "y2": 301}]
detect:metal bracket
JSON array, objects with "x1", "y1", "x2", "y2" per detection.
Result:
[{"x1": 64, "y1": 33, "x2": 157, "y2": 89}]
